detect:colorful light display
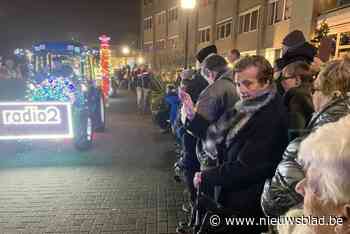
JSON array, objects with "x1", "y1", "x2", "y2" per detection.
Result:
[
  {"x1": 99, "y1": 34, "x2": 111, "y2": 99},
  {"x1": 26, "y1": 76, "x2": 84, "y2": 106}
]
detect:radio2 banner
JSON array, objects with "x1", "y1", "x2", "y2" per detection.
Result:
[{"x1": 0, "y1": 102, "x2": 73, "y2": 140}]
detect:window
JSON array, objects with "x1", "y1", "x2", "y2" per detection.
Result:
[
  {"x1": 337, "y1": 0, "x2": 350, "y2": 6},
  {"x1": 144, "y1": 17, "x2": 153, "y2": 32},
  {"x1": 239, "y1": 15, "x2": 244, "y2": 34},
  {"x1": 199, "y1": 0, "x2": 210, "y2": 7},
  {"x1": 244, "y1": 14, "x2": 250, "y2": 32},
  {"x1": 157, "y1": 11, "x2": 166, "y2": 25},
  {"x1": 216, "y1": 19, "x2": 232, "y2": 40},
  {"x1": 168, "y1": 7, "x2": 178, "y2": 23},
  {"x1": 239, "y1": 8, "x2": 259, "y2": 34},
  {"x1": 143, "y1": 42, "x2": 153, "y2": 52},
  {"x1": 144, "y1": 0, "x2": 153, "y2": 6},
  {"x1": 156, "y1": 39, "x2": 166, "y2": 50},
  {"x1": 268, "y1": 0, "x2": 291, "y2": 25},
  {"x1": 284, "y1": 0, "x2": 292, "y2": 20},
  {"x1": 251, "y1": 10, "x2": 259, "y2": 30},
  {"x1": 199, "y1": 27, "x2": 211, "y2": 43},
  {"x1": 168, "y1": 36, "x2": 179, "y2": 49}
]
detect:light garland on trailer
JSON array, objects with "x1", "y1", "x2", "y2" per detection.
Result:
[{"x1": 26, "y1": 76, "x2": 85, "y2": 106}]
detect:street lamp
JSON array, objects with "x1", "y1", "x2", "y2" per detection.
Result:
[
  {"x1": 181, "y1": 0, "x2": 196, "y2": 69},
  {"x1": 137, "y1": 56, "x2": 145, "y2": 65},
  {"x1": 122, "y1": 46, "x2": 130, "y2": 55}
]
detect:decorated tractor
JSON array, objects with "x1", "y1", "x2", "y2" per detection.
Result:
[{"x1": 0, "y1": 42, "x2": 106, "y2": 150}]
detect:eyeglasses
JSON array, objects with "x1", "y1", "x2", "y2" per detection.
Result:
[{"x1": 279, "y1": 75, "x2": 296, "y2": 81}]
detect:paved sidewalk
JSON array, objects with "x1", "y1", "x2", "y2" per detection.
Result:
[{"x1": 0, "y1": 91, "x2": 186, "y2": 234}]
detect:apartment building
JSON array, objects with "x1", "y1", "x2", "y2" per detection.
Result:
[{"x1": 140, "y1": 0, "x2": 350, "y2": 72}]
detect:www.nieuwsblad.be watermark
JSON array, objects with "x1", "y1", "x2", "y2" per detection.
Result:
[{"x1": 209, "y1": 214, "x2": 344, "y2": 227}]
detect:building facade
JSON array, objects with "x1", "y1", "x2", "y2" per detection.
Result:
[{"x1": 140, "y1": 0, "x2": 350, "y2": 72}]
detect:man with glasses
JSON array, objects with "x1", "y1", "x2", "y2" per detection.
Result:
[{"x1": 280, "y1": 61, "x2": 314, "y2": 140}]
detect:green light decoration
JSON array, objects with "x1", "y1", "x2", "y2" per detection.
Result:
[{"x1": 26, "y1": 76, "x2": 85, "y2": 106}]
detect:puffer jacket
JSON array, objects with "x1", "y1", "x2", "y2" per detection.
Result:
[{"x1": 261, "y1": 95, "x2": 350, "y2": 217}]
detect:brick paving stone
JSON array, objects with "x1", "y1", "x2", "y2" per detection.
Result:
[{"x1": 0, "y1": 92, "x2": 186, "y2": 234}]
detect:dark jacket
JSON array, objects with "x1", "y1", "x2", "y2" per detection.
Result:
[
  {"x1": 136, "y1": 71, "x2": 151, "y2": 89},
  {"x1": 165, "y1": 93, "x2": 180, "y2": 126},
  {"x1": 275, "y1": 42, "x2": 317, "y2": 70},
  {"x1": 200, "y1": 89, "x2": 289, "y2": 229},
  {"x1": 188, "y1": 71, "x2": 209, "y2": 104},
  {"x1": 261, "y1": 95, "x2": 350, "y2": 217},
  {"x1": 283, "y1": 85, "x2": 314, "y2": 140},
  {"x1": 186, "y1": 70, "x2": 238, "y2": 139}
]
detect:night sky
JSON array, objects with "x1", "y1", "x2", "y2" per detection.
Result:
[{"x1": 0, "y1": 0, "x2": 140, "y2": 56}]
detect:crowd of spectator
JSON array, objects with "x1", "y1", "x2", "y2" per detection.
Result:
[
  {"x1": 142, "y1": 29, "x2": 350, "y2": 234},
  {"x1": 0, "y1": 57, "x2": 24, "y2": 80}
]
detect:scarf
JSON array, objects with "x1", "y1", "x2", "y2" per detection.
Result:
[{"x1": 201, "y1": 85, "x2": 277, "y2": 163}]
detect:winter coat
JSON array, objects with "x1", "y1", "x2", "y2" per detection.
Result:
[
  {"x1": 261, "y1": 95, "x2": 350, "y2": 217},
  {"x1": 136, "y1": 72, "x2": 151, "y2": 89},
  {"x1": 200, "y1": 87, "x2": 289, "y2": 232},
  {"x1": 283, "y1": 85, "x2": 314, "y2": 140},
  {"x1": 275, "y1": 42, "x2": 317, "y2": 70},
  {"x1": 165, "y1": 93, "x2": 180, "y2": 127},
  {"x1": 186, "y1": 71, "x2": 209, "y2": 104},
  {"x1": 185, "y1": 69, "x2": 238, "y2": 139}
]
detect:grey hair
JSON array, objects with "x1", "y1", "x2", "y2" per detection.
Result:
[{"x1": 298, "y1": 114, "x2": 350, "y2": 205}]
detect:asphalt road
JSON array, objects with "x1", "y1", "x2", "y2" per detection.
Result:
[{"x1": 0, "y1": 90, "x2": 185, "y2": 234}]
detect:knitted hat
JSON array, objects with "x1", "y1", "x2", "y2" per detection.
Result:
[
  {"x1": 196, "y1": 45, "x2": 217, "y2": 63},
  {"x1": 282, "y1": 30, "x2": 306, "y2": 49}
]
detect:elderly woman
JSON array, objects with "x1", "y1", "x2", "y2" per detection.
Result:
[
  {"x1": 278, "y1": 115, "x2": 350, "y2": 234},
  {"x1": 261, "y1": 56, "x2": 350, "y2": 219},
  {"x1": 194, "y1": 56, "x2": 289, "y2": 233}
]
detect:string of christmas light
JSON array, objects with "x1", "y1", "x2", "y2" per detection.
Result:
[
  {"x1": 99, "y1": 35, "x2": 111, "y2": 99},
  {"x1": 26, "y1": 76, "x2": 85, "y2": 106}
]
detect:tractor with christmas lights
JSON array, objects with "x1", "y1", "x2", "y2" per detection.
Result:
[{"x1": 0, "y1": 41, "x2": 106, "y2": 151}]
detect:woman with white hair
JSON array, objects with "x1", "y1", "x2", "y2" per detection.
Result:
[
  {"x1": 279, "y1": 115, "x2": 350, "y2": 234},
  {"x1": 262, "y1": 56, "x2": 350, "y2": 219}
]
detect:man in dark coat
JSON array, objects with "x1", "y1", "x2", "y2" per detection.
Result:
[
  {"x1": 279, "y1": 61, "x2": 314, "y2": 141},
  {"x1": 135, "y1": 64, "x2": 152, "y2": 114},
  {"x1": 181, "y1": 54, "x2": 238, "y2": 139},
  {"x1": 193, "y1": 56, "x2": 289, "y2": 233},
  {"x1": 274, "y1": 30, "x2": 318, "y2": 96}
]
